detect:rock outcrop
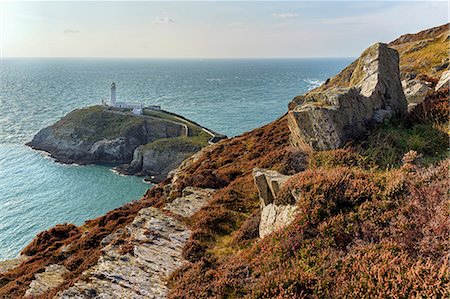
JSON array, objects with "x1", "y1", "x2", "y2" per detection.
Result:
[
  {"x1": 0, "y1": 256, "x2": 27, "y2": 274},
  {"x1": 28, "y1": 106, "x2": 187, "y2": 165},
  {"x1": 288, "y1": 43, "x2": 407, "y2": 151},
  {"x1": 115, "y1": 138, "x2": 204, "y2": 183},
  {"x1": 435, "y1": 70, "x2": 450, "y2": 91},
  {"x1": 24, "y1": 264, "x2": 69, "y2": 298},
  {"x1": 53, "y1": 187, "x2": 214, "y2": 298},
  {"x1": 253, "y1": 168, "x2": 297, "y2": 238},
  {"x1": 402, "y1": 78, "x2": 432, "y2": 104}
]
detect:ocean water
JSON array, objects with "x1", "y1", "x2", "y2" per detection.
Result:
[{"x1": 0, "y1": 58, "x2": 351, "y2": 260}]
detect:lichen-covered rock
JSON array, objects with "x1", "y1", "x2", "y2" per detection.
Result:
[
  {"x1": 259, "y1": 204, "x2": 298, "y2": 238},
  {"x1": 253, "y1": 168, "x2": 290, "y2": 208},
  {"x1": 288, "y1": 43, "x2": 407, "y2": 151},
  {"x1": 252, "y1": 168, "x2": 298, "y2": 238},
  {"x1": 402, "y1": 79, "x2": 432, "y2": 104},
  {"x1": 56, "y1": 187, "x2": 213, "y2": 298},
  {"x1": 24, "y1": 264, "x2": 69, "y2": 297},
  {"x1": 0, "y1": 256, "x2": 28, "y2": 274},
  {"x1": 435, "y1": 70, "x2": 450, "y2": 91},
  {"x1": 164, "y1": 187, "x2": 215, "y2": 217}
]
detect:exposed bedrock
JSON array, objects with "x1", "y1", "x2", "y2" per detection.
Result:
[
  {"x1": 27, "y1": 106, "x2": 186, "y2": 165},
  {"x1": 288, "y1": 43, "x2": 407, "y2": 151},
  {"x1": 115, "y1": 138, "x2": 203, "y2": 183},
  {"x1": 253, "y1": 168, "x2": 298, "y2": 239}
]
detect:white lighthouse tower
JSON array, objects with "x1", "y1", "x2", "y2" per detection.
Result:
[{"x1": 110, "y1": 82, "x2": 116, "y2": 106}]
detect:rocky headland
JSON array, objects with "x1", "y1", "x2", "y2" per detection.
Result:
[
  {"x1": 27, "y1": 105, "x2": 225, "y2": 182},
  {"x1": 1, "y1": 24, "x2": 448, "y2": 298}
]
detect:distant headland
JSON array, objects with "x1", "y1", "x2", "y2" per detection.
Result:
[{"x1": 27, "y1": 83, "x2": 226, "y2": 182}]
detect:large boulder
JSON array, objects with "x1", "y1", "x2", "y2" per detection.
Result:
[{"x1": 288, "y1": 43, "x2": 407, "y2": 151}]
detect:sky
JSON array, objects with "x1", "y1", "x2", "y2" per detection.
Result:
[{"x1": 0, "y1": 1, "x2": 448, "y2": 58}]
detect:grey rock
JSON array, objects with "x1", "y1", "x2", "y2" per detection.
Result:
[
  {"x1": 288, "y1": 43, "x2": 407, "y2": 151},
  {"x1": 0, "y1": 255, "x2": 28, "y2": 274},
  {"x1": 435, "y1": 70, "x2": 450, "y2": 91},
  {"x1": 402, "y1": 79, "x2": 432, "y2": 104},
  {"x1": 56, "y1": 187, "x2": 213, "y2": 298},
  {"x1": 164, "y1": 187, "x2": 215, "y2": 218},
  {"x1": 25, "y1": 264, "x2": 69, "y2": 297},
  {"x1": 259, "y1": 204, "x2": 298, "y2": 238},
  {"x1": 253, "y1": 168, "x2": 290, "y2": 208},
  {"x1": 252, "y1": 168, "x2": 298, "y2": 238}
]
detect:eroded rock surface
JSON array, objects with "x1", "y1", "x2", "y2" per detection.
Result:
[
  {"x1": 402, "y1": 79, "x2": 432, "y2": 104},
  {"x1": 253, "y1": 168, "x2": 290, "y2": 208},
  {"x1": 55, "y1": 187, "x2": 214, "y2": 298},
  {"x1": 259, "y1": 204, "x2": 298, "y2": 239},
  {"x1": 0, "y1": 255, "x2": 28, "y2": 274},
  {"x1": 25, "y1": 264, "x2": 69, "y2": 298},
  {"x1": 435, "y1": 70, "x2": 450, "y2": 91},
  {"x1": 252, "y1": 168, "x2": 298, "y2": 238},
  {"x1": 288, "y1": 43, "x2": 407, "y2": 151},
  {"x1": 164, "y1": 187, "x2": 215, "y2": 218}
]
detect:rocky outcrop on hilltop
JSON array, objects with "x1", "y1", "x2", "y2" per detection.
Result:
[
  {"x1": 28, "y1": 106, "x2": 187, "y2": 165},
  {"x1": 288, "y1": 43, "x2": 407, "y2": 151},
  {"x1": 253, "y1": 168, "x2": 297, "y2": 238},
  {"x1": 2, "y1": 24, "x2": 448, "y2": 299}
]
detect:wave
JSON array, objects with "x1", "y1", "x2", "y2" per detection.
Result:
[{"x1": 303, "y1": 78, "x2": 324, "y2": 91}]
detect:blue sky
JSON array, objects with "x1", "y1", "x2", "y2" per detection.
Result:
[{"x1": 1, "y1": 1, "x2": 448, "y2": 58}]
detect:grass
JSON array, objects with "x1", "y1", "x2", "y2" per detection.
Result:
[
  {"x1": 55, "y1": 105, "x2": 145, "y2": 142},
  {"x1": 143, "y1": 131, "x2": 211, "y2": 152},
  {"x1": 143, "y1": 109, "x2": 204, "y2": 136}
]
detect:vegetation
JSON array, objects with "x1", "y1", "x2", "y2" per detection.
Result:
[
  {"x1": 144, "y1": 131, "x2": 211, "y2": 152},
  {"x1": 143, "y1": 109, "x2": 205, "y2": 136},
  {"x1": 0, "y1": 24, "x2": 448, "y2": 299},
  {"x1": 55, "y1": 105, "x2": 146, "y2": 142},
  {"x1": 167, "y1": 88, "x2": 449, "y2": 298}
]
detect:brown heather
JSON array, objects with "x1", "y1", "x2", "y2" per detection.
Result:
[{"x1": 0, "y1": 24, "x2": 448, "y2": 299}]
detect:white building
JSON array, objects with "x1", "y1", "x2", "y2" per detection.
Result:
[{"x1": 108, "y1": 82, "x2": 144, "y2": 115}]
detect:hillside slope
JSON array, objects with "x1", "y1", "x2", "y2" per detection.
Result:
[{"x1": 0, "y1": 24, "x2": 448, "y2": 298}]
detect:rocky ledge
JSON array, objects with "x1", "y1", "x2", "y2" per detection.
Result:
[
  {"x1": 21, "y1": 187, "x2": 214, "y2": 298},
  {"x1": 288, "y1": 43, "x2": 407, "y2": 151}
]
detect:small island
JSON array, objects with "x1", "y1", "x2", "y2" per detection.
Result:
[{"x1": 27, "y1": 83, "x2": 226, "y2": 183}]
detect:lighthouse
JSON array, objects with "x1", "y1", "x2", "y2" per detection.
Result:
[{"x1": 110, "y1": 82, "x2": 116, "y2": 106}]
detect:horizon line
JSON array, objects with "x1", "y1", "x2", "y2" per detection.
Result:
[{"x1": 0, "y1": 56, "x2": 356, "y2": 60}]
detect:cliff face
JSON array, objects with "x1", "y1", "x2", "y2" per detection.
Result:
[
  {"x1": 115, "y1": 135, "x2": 209, "y2": 183},
  {"x1": 1, "y1": 24, "x2": 448, "y2": 298},
  {"x1": 287, "y1": 43, "x2": 407, "y2": 151},
  {"x1": 27, "y1": 106, "x2": 187, "y2": 164}
]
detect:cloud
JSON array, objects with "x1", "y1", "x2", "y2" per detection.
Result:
[
  {"x1": 152, "y1": 16, "x2": 176, "y2": 25},
  {"x1": 63, "y1": 29, "x2": 80, "y2": 34},
  {"x1": 271, "y1": 12, "x2": 299, "y2": 19}
]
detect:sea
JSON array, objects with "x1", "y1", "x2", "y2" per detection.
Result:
[{"x1": 0, "y1": 58, "x2": 352, "y2": 260}]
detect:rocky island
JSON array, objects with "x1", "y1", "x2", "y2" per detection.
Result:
[
  {"x1": 27, "y1": 105, "x2": 225, "y2": 182},
  {"x1": 1, "y1": 24, "x2": 448, "y2": 298}
]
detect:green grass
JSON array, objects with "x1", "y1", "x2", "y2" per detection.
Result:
[
  {"x1": 143, "y1": 131, "x2": 211, "y2": 152},
  {"x1": 143, "y1": 109, "x2": 204, "y2": 136},
  {"x1": 356, "y1": 121, "x2": 448, "y2": 169},
  {"x1": 55, "y1": 106, "x2": 145, "y2": 142}
]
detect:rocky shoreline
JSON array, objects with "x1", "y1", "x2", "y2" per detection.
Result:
[{"x1": 27, "y1": 105, "x2": 225, "y2": 183}]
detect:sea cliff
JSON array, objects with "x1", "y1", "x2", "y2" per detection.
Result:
[
  {"x1": 27, "y1": 105, "x2": 224, "y2": 182},
  {"x1": 1, "y1": 24, "x2": 448, "y2": 298}
]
